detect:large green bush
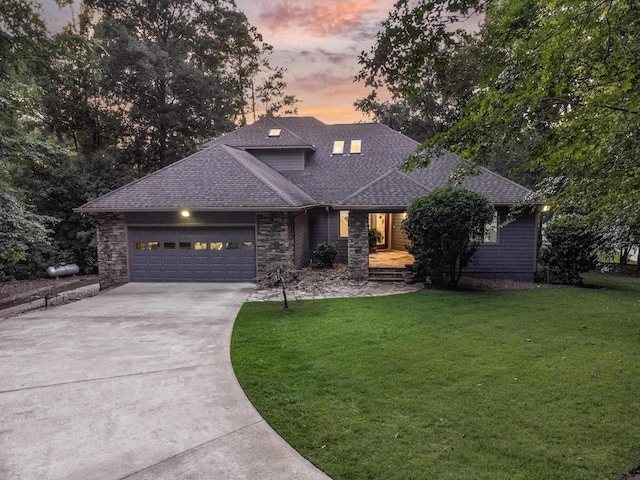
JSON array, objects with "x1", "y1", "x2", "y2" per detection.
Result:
[
  {"x1": 541, "y1": 213, "x2": 596, "y2": 285},
  {"x1": 402, "y1": 187, "x2": 494, "y2": 287}
]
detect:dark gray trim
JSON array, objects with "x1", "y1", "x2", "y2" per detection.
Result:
[
  {"x1": 75, "y1": 206, "x2": 312, "y2": 213},
  {"x1": 238, "y1": 145, "x2": 316, "y2": 152}
]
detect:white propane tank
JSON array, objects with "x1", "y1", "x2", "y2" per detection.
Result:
[{"x1": 46, "y1": 264, "x2": 80, "y2": 278}]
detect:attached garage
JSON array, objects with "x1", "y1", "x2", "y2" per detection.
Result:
[{"x1": 129, "y1": 226, "x2": 256, "y2": 282}]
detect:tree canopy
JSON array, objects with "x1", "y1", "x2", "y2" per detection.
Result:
[
  {"x1": 360, "y1": 0, "x2": 640, "y2": 260},
  {"x1": 356, "y1": 0, "x2": 487, "y2": 143},
  {"x1": 0, "y1": 0, "x2": 299, "y2": 279}
]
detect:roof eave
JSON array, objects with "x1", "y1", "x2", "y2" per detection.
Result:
[
  {"x1": 336, "y1": 200, "x2": 540, "y2": 211},
  {"x1": 74, "y1": 205, "x2": 317, "y2": 214},
  {"x1": 239, "y1": 144, "x2": 317, "y2": 152}
]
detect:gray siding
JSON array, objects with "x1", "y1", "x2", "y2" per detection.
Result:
[
  {"x1": 390, "y1": 213, "x2": 410, "y2": 251},
  {"x1": 309, "y1": 208, "x2": 348, "y2": 263},
  {"x1": 463, "y1": 210, "x2": 536, "y2": 281},
  {"x1": 249, "y1": 149, "x2": 306, "y2": 171},
  {"x1": 126, "y1": 211, "x2": 255, "y2": 226},
  {"x1": 294, "y1": 212, "x2": 311, "y2": 269}
]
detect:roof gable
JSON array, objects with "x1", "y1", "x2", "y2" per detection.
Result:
[
  {"x1": 339, "y1": 169, "x2": 432, "y2": 208},
  {"x1": 78, "y1": 144, "x2": 316, "y2": 212}
]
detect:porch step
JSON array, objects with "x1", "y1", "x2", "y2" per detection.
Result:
[{"x1": 368, "y1": 267, "x2": 405, "y2": 282}]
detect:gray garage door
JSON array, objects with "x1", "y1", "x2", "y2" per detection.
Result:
[{"x1": 129, "y1": 227, "x2": 256, "y2": 282}]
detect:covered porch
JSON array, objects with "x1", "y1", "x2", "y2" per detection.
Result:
[
  {"x1": 369, "y1": 249, "x2": 414, "y2": 268},
  {"x1": 346, "y1": 211, "x2": 414, "y2": 279}
]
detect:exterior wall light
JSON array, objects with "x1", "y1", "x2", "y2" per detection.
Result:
[
  {"x1": 541, "y1": 205, "x2": 551, "y2": 212},
  {"x1": 181, "y1": 210, "x2": 190, "y2": 217}
]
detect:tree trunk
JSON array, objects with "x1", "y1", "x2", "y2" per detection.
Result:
[{"x1": 620, "y1": 246, "x2": 629, "y2": 265}]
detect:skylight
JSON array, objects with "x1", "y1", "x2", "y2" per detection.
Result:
[
  {"x1": 268, "y1": 128, "x2": 282, "y2": 137},
  {"x1": 350, "y1": 140, "x2": 362, "y2": 154},
  {"x1": 332, "y1": 140, "x2": 345, "y2": 155}
]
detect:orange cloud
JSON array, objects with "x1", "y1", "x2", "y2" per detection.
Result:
[
  {"x1": 292, "y1": 72, "x2": 364, "y2": 95},
  {"x1": 298, "y1": 105, "x2": 370, "y2": 124},
  {"x1": 259, "y1": 0, "x2": 380, "y2": 37}
]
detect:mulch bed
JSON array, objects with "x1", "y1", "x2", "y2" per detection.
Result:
[
  {"x1": 0, "y1": 275, "x2": 99, "y2": 310},
  {"x1": 599, "y1": 263, "x2": 639, "y2": 277},
  {"x1": 256, "y1": 263, "x2": 564, "y2": 293}
]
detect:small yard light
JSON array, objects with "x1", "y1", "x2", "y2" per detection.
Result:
[
  {"x1": 181, "y1": 210, "x2": 190, "y2": 217},
  {"x1": 541, "y1": 205, "x2": 551, "y2": 212}
]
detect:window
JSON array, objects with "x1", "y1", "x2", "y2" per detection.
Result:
[
  {"x1": 164, "y1": 242, "x2": 176, "y2": 250},
  {"x1": 134, "y1": 242, "x2": 146, "y2": 250},
  {"x1": 210, "y1": 242, "x2": 223, "y2": 251},
  {"x1": 332, "y1": 140, "x2": 344, "y2": 155},
  {"x1": 226, "y1": 242, "x2": 239, "y2": 250},
  {"x1": 483, "y1": 212, "x2": 499, "y2": 244},
  {"x1": 179, "y1": 242, "x2": 191, "y2": 250},
  {"x1": 268, "y1": 128, "x2": 281, "y2": 137},
  {"x1": 148, "y1": 241, "x2": 159, "y2": 250},
  {"x1": 194, "y1": 242, "x2": 207, "y2": 250},
  {"x1": 339, "y1": 211, "x2": 349, "y2": 237},
  {"x1": 350, "y1": 140, "x2": 362, "y2": 154},
  {"x1": 243, "y1": 241, "x2": 254, "y2": 250}
]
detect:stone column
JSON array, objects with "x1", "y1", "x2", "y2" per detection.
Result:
[
  {"x1": 96, "y1": 213, "x2": 128, "y2": 290},
  {"x1": 347, "y1": 211, "x2": 369, "y2": 280},
  {"x1": 256, "y1": 212, "x2": 295, "y2": 277}
]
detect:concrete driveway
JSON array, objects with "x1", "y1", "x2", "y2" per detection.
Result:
[{"x1": 0, "y1": 283, "x2": 329, "y2": 479}]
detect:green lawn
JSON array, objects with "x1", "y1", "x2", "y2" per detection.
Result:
[{"x1": 231, "y1": 273, "x2": 640, "y2": 480}]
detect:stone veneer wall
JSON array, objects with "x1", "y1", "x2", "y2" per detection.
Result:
[
  {"x1": 96, "y1": 213, "x2": 128, "y2": 290},
  {"x1": 347, "y1": 211, "x2": 369, "y2": 279},
  {"x1": 256, "y1": 212, "x2": 295, "y2": 276}
]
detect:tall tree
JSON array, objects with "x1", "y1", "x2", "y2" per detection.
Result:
[
  {"x1": 41, "y1": 9, "x2": 124, "y2": 156},
  {"x1": 356, "y1": 0, "x2": 487, "y2": 143},
  {"x1": 85, "y1": 0, "x2": 295, "y2": 171},
  {"x1": 255, "y1": 65, "x2": 300, "y2": 119},
  {"x1": 0, "y1": 0, "x2": 63, "y2": 277}
]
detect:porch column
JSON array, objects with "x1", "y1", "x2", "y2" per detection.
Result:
[
  {"x1": 347, "y1": 211, "x2": 369, "y2": 280},
  {"x1": 256, "y1": 212, "x2": 295, "y2": 277},
  {"x1": 96, "y1": 213, "x2": 128, "y2": 290}
]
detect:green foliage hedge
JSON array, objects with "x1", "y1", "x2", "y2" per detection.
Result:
[{"x1": 402, "y1": 187, "x2": 494, "y2": 287}]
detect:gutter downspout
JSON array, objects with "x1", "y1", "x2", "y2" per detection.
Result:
[{"x1": 325, "y1": 207, "x2": 331, "y2": 243}]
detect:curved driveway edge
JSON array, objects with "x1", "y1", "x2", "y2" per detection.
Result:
[{"x1": 0, "y1": 283, "x2": 329, "y2": 480}]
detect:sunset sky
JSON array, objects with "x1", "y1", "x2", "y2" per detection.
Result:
[{"x1": 40, "y1": 0, "x2": 403, "y2": 124}]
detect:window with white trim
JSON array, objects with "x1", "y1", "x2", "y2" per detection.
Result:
[
  {"x1": 483, "y1": 211, "x2": 499, "y2": 244},
  {"x1": 332, "y1": 140, "x2": 345, "y2": 155}
]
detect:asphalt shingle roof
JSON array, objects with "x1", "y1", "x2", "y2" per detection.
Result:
[{"x1": 77, "y1": 117, "x2": 533, "y2": 212}]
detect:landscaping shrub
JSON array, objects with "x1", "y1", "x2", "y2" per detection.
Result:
[
  {"x1": 402, "y1": 187, "x2": 494, "y2": 287},
  {"x1": 312, "y1": 242, "x2": 338, "y2": 268},
  {"x1": 368, "y1": 228, "x2": 383, "y2": 249},
  {"x1": 541, "y1": 213, "x2": 596, "y2": 285}
]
